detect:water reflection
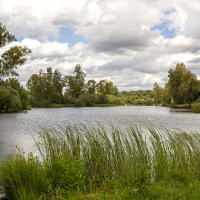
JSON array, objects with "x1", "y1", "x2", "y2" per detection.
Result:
[{"x1": 0, "y1": 106, "x2": 199, "y2": 157}]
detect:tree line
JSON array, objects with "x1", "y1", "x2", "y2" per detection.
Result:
[{"x1": 27, "y1": 64, "x2": 119, "y2": 107}]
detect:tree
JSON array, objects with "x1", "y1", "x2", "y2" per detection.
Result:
[
  {"x1": 0, "y1": 22, "x2": 31, "y2": 79},
  {"x1": 168, "y1": 63, "x2": 198, "y2": 104},
  {"x1": 96, "y1": 80, "x2": 118, "y2": 96},
  {"x1": 86, "y1": 79, "x2": 96, "y2": 94},
  {"x1": 153, "y1": 82, "x2": 163, "y2": 104},
  {"x1": 52, "y1": 69, "x2": 64, "y2": 103},
  {"x1": 96, "y1": 80, "x2": 106, "y2": 95},
  {"x1": 0, "y1": 85, "x2": 22, "y2": 112},
  {"x1": 27, "y1": 67, "x2": 64, "y2": 105},
  {"x1": 0, "y1": 22, "x2": 31, "y2": 112},
  {"x1": 105, "y1": 81, "x2": 118, "y2": 96},
  {"x1": 179, "y1": 69, "x2": 198, "y2": 104},
  {"x1": 64, "y1": 64, "x2": 86, "y2": 98}
]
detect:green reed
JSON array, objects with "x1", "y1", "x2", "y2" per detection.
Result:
[{"x1": 1, "y1": 123, "x2": 200, "y2": 199}]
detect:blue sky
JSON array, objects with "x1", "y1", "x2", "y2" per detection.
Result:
[
  {"x1": 151, "y1": 22, "x2": 176, "y2": 39},
  {"x1": 17, "y1": 27, "x2": 91, "y2": 47},
  {"x1": 151, "y1": 9, "x2": 176, "y2": 39},
  {"x1": 49, "y1": 27, "x2": 91, "y2": 47}
]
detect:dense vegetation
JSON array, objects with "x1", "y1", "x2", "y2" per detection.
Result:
[
  {"x1": 153, "y1": 63, "x2": 199, "y2": 107},
  {"x1": 118, "y1": 90, "x2": 154, "y2": 105},
  {"x1": 1, "y1": 123, "x2": 200, "y2": 199},
  {"x1": 27, "y1": 65, "x2": 119, "y2": 107},
  {"x1": 0, "y1": 22, "x2": 31, "y2": 112}
]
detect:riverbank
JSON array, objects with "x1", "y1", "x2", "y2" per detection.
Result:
[{"x1": 1, "y1": 123, "x2": 200, "y2": 199}]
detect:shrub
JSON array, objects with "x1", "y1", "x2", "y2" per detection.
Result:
[
  {"x1": 0, "y1": 86, "x2": 22, "y2": 112},
  {"x1": 192, "y1": 103, "x2": 200, "y2": 113}
]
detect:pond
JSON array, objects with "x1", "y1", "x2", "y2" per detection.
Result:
[{"x1": 0, "y1": 106, "x2": 199, "y2": 157}]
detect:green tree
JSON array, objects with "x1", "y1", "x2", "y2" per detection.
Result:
[
  {"x1": 64, "y1": 64, "x2": 86, "y2": 98},
  {"x1": 168, "y1": 63, "x2": 198, "y2": 104},
  {"x1": 27, "y1": 73, "x2": 43, "y2": 103},
  {"x1": 0, "y1": 85, "x2": 22, "y2": 112},
  {"x1": 161, "y1": 83, "x2": 171, "y2": 106},
  {"x1": 27, "y1": 68, "x2": 64, "y2": 106},
  {"x1": 96, "y1": 80, "x2": 118, "y2": 96},
  {"x1": 180, "y1": 69, "x2": 198, "y2": 104},
  {"x1": 52, "y1": 69, "x2": 64, "y2": 103},
  {"x1": 153, "y1": 82, "x2": 163, "y2": 104},
  {"x1": 96, "y1": 80, "x2": 106, "y2": 95},
  {"x1": 0, "y1": 22, "x2": 31, "y2": 112},
  {"x1": 168, "y1": 63, "x2": 185, "y2": 104},
  {"x1": 86, "y1": 79, "x2": 96, "y2": 94},
  {"x1": 105, "y1": 81, "x2": 118, "y2": 96},
  {"x1": 4, "y1": 78, "x2": 30, "y2": 110},
  {"x1": 0, "y1": 22, "x2": 31, "y2": 79}
]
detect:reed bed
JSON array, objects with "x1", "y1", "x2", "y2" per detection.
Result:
[{"x1": 1, "y1": 123, "x2": 200, "y2": 199}]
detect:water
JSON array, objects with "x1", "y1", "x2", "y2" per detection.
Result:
[{"x1": 0, "y1": 106, "x2": 200, "y2": 157}]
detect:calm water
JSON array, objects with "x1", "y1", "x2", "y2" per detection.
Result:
[{"x1": 0, "y1": 106, "x2": 200, "y2": 157}]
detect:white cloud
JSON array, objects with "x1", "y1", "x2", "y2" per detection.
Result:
[{"x1": 1, "y1": 0, "x2": 200, "y2": 90}]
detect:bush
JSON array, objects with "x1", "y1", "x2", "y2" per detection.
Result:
[
  {"x1": 192, "y1": 103, "x2": 200, "y2": 113},
  {"x1": 96, "y1": 94, "x2": 109, "y2": 104},
  {"x1": 20, "y1": 89, "x2": 30, "y2": 110},
  {"x1": 64, "y1": 93, "x2": 76, "y2": 104},
  {"x1": 0, "y1": 86, "x2": 22, "y2": 112}
]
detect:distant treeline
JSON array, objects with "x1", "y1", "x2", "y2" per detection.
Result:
[
  {"x1": 1, "y1": 62, "x2": 200, "y2": 113},
  {"x1": 27, "y1": 64, "x2": 119, "y2": 107}
]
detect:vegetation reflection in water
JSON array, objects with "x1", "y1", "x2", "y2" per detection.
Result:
[{"x1": 1, "y1": 122, "x2": 200, "y2": 199}]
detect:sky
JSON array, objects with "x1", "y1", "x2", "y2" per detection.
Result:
[{"x1": 1, "y1": 0, "x2": 200, "y2": 91}]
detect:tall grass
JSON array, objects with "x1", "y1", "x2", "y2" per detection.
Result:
[{"x1": 1, "y1": 123, "x2": 200, "y2": 199}]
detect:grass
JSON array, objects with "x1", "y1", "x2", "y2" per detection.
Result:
[{"x1": 1, "y1": 123, "x2": 200, "y2": 199}]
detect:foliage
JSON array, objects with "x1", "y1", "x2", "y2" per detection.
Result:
[
  {"x1": 0, "y1": 21, "x2": 31, "y2": 79},
  {"x1": 64, "y1": 64, "x2": 86, "y2": 98},
  {"x1": 27, "y1": 65, "x2": 119, "y2": 107},
  {"x1": 0, "y1": 22, "x2": 31, "y2": 112},
  {"x1": 152, "y1": 63, "x2": 199, "y2": 106},
  {"x1": 27, "y1": 67, "x2": 64, "y2": 106},
  {"x1": 85, "y1": 79, "x2": 96, "y2": 94},
  {"x1": 192, "y1": 103, "x2": 200, "y2": 113},
  {"x1": 75, "y1": 93, "x2": 97, "y2": 107},
  {"x1": 168, "y1": 63, "x2": 198, "y2": 104},
  {"x1": 0, "y1": 85, "x2": 22, "y2": 112},
  {"x1": 96, "y1": 80, "x2": 118, "y2": 96},
  {"x1": 153, "y1": 82, "x2": 163, "y2": 104},
  {"x1": 2, "y1": 123, "x2": 200, "y2": 199},
  {"x1": 118, "y1": 90, "x2": 153, "y2": 105},
  {"x1": 0, "y1": 153, "x2": 47, "y2": 200}
]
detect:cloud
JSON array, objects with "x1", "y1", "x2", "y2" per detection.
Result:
[
  {"x1": 51, "y1": 16, "x2": 79, "y2": 26},
  {"x1": 1, "y1": 0, "x2": 200, "y2": 90},
  {"x1": 188, "y1": 57, "x2": 200, "y2": 63}
]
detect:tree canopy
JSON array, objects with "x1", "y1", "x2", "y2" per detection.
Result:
[
  {"x1": 168, "y1": 63, "x2": 198, "y2": 104},
  {"x1": 153, "y1": 63, "x2": 199, "y2": 106},
  {"x1": 0, "y1": 21, "x2": 31, "y2": 112},
  {"x1": 0, "y1": 22, "x2": 31, "y2": 80}
]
